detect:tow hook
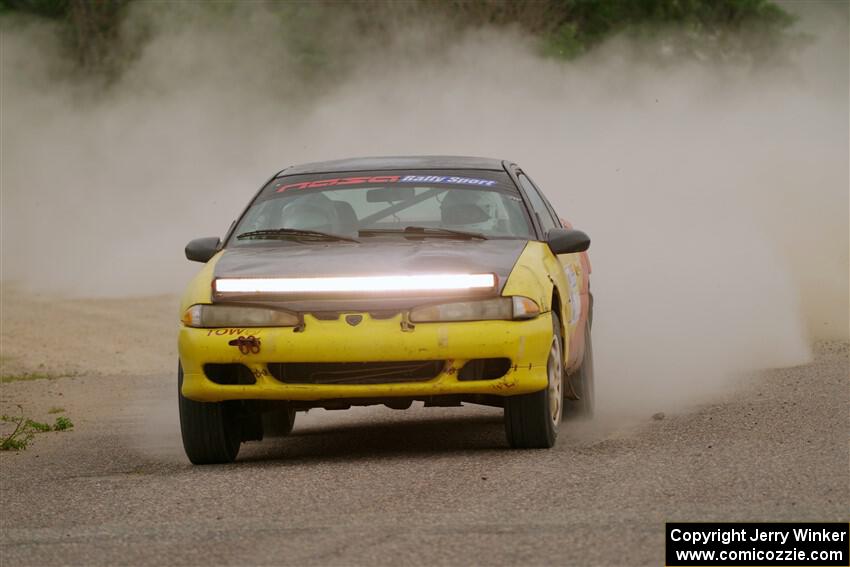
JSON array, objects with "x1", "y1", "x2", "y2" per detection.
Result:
[{"x1": 229, "y1": 335, "x2": 261, "y2": 354}]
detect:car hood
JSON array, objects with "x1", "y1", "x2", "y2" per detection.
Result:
[{"x1": 212, "y1": 239, "x2": 528, "y2": 314}]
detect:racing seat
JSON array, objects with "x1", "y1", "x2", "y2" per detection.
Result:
[
  {"x1": 280, "y1": 194, "x2": 339, "y2": 234},
  {"x1": 333, "y1": 201, "x2": 359, "y2": 237},
  {"x1": 440, "y1": 191, "x2": 492, "y2": 228}
]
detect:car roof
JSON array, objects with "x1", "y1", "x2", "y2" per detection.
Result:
[{"x1": 277, "y1": 155, "x2": 509, "y2": 176}]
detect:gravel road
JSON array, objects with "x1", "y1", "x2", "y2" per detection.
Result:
[{"x1": 1, "y1": 343, "x2": 847, "y2": 566}]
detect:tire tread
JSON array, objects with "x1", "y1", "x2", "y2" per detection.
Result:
[{"x1": 178, "y1": 364, "x2": 240, "y2": 464}]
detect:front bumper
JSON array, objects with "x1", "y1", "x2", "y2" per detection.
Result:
[{"x1": 178, "y1": 312, "x2": 553, "y2": 403}]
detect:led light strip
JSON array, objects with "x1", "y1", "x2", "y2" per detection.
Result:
[{"x1": 214, "y1": 274, "x2": 496, "y2": 294}]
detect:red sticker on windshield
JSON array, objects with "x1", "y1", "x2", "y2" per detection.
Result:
[{"x1": 276, "y1": 175, "x2": 401, "y2": 192}]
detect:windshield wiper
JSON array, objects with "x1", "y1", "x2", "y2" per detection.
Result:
[
  {"x1": 236, "y1": 228, "x2": 360, "y2": 243},
  {"x1": 359, "y1": 226, "x2": 488, "y2": 240}
]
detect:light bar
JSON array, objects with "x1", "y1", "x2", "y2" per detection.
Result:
[{"x1": 214, "y1": 274, "x2": 496, "y2": 294}]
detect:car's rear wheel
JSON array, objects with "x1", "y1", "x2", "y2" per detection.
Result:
[
  {"x1": 504, "y1": 312, "x2": 563, "y2": 449},
  {"x1": 565, "y1": 301, "x2": 595, "y2": 419},
  {"x1": 178, "y1": 363, "x2": 241, "y2": 464}
]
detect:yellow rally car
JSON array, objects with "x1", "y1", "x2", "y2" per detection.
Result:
[{"x1": 178, "y1": 156, "x2": 593, "y2": 464}]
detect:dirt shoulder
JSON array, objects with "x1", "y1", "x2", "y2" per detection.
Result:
[{"x1": 0, "y1": 285, "x2": 178, "y2": 379}]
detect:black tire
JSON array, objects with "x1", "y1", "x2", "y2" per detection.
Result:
[
  {"x1": 178, "y1": 363, "x2": 241, "y2": 464},
  {"x1": 565, "y1": 321, "x2": 595, "y2": 419},
  {"x1": 504, "y1": 312, "x2": 563, "y2": 449}
]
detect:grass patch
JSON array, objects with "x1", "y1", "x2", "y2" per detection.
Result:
[
  {"x1": 25, "y1": 419, "x2": 52, "y2": 432},
  {"x1": 48, "y1": 406, "x2": 65, "y2": 414},
  {"x1": 1, "y1": 435, "x2": 30, "y2": 451},
  {"x1": 0, "y1": 356, "x2": 81, "y2": 383},
  {"x1": 0, "y1": 371, "x2": 78, "y2": 383},
  {"x1": 1, "y1": 407, "x2": 36, "y2": 450},
  {"x1": 53, "y1": 416, "x2": 73, "y2": 431},
  {"x1": 1, "y1": 406, "x2": 74, "y2": 451}
]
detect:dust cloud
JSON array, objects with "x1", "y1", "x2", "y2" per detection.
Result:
[{"x1": 1, "y1": 2, "x2": 847, "y2": 418}]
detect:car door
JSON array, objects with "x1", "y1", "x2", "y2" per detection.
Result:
[{"x1": 516, "y1": 172, "x2": 586, "y2": 371}]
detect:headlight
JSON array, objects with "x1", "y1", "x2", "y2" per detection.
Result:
[
  {"x1": 181, "y1": 304, "x2": 299, "y2": 328},
  {"x1": 409, "y1": 296, "x2": 540, "y2": 323}
]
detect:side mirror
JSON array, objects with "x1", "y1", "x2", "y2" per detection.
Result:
[
  {"x1": 547, "y1": 228, "x2": 590, "y2": 255},
  {"x1": 185, "y1": 237, "x2": 221, "y2": 263}
]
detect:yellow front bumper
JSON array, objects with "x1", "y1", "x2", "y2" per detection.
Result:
[{"x1": 178, "y1": 312, "x2": 553, "y2": 402}]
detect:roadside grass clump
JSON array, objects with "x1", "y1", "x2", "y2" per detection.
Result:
[
  {"x1": 0, "y1": 407, "x2": 37, "y2": 450},
  {"x1": 52, "y1": 416, "x2": 73, "y2": 431},
  {"x1": 25, "y1": 419, "x2": 52, "y2": 433},
  {"x1": 0, "y1": 371, "x2": 79, "y2": 384},
  {"x1": 0, "y1": 406, "x2": 74, "y2": 451}
]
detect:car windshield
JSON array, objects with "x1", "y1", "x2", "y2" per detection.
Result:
[{"x1": 229, "y1": 169, "x2": 534, "y2": 245}]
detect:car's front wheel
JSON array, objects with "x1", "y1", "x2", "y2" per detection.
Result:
[
  {"x1": 178, "y1": 363, "x2": 241, "y2": 464},
  {"x1": 504, "y1": 312, "x2": 563, "y2": 449}
]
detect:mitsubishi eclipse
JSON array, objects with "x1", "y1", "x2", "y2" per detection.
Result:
[{"x1": 178, "y1": 156, "x2": 593, "y2": 464}]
